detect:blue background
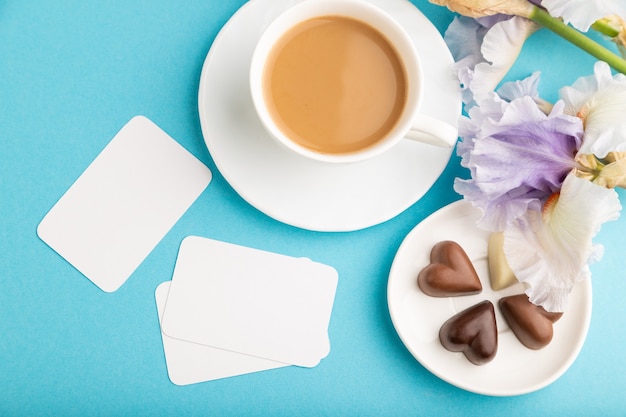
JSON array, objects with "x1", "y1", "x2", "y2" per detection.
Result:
[{"x1": 1, "y1": 1, "x2": 625, "y2": 415}]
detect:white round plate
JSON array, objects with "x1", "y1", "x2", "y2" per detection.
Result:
[
  {"x1": 198, "y1": 0, "x2": 461, "y2": 232},
  {"x1": 387, "y1": 200, "x2": 592, "y2": 396}
]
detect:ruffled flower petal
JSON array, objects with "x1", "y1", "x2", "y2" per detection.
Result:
[
  {"x1": 496, "y1": 70, "x2": 540, "y2": 101},
  {"x1": 496, "y1": 70, "x2": 555, "y2": 113},
  {"x1": 560, "y1": 61, "x2": 626, "y2": 158},
  {"x1": 541, "y1": 0, "x2": 626, "y2": 32},
  {"x1": 446, "y1": 16, "x2": 489, "y2": 105},
  {"x1": 503, "y1": 174, "x2": 622, "y2": 312},
  {"x1": 454, "y1": 91, "x2": 583, "y2": 231},
  {"x1": 445, "y1": 15, "x2": 487, "y2": 64},
  {"x1": 445, "y1": 15, "x2": 539, "y2": 106},
  {"x1": 472, "y1": 16, "x2": 539, "y2": 102}
]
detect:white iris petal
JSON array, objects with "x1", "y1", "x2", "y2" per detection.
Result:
[
  {"x1": 541, "y1": 0, "x2": 626, "y2": 32},
  {"x1": 560, "y1": 61, "x2": 626, "y2": 158},
  {"x1": 471, "y1": 16, "x2": 539, "y2": 102},
  {"x1": 503, "y1": 174, "x2": 621, "y2": 312}
]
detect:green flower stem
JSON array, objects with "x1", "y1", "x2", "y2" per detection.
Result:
[{"x1": 529, "y1": 6, "x2": 626, "y2": 75}]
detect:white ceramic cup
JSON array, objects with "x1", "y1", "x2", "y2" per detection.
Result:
[{"x1": 250, "y1": 0, "x2": 458, "y2": 164}]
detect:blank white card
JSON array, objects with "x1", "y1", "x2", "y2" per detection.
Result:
[
  {"x1": 155, "y1": 281, "x2": 289, "y2": 386},
  {"x1": 161, "y1": 236, "x2": 338, "y2": 368},
  {"x1": 37, "y1": 116, "x2": 212, "y2": 292}
]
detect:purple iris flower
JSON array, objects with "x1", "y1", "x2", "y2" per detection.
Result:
[{"x1": 454, "y1": 90, "x2": 584, "y2": 231}]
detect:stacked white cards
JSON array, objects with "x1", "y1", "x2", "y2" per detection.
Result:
[
  {"x1": 156, "y1": 236, "x2": 338, "y2": 385},
  {"x1": 36, "y1": 115, "x2": 339, "y2": 386}
]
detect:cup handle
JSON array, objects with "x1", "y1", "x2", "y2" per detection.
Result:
[{"x1": 404, "y1": 113, "x2": 458, "y2": 147}]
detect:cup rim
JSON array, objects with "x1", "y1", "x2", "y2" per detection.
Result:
[{"x1": 249, "y1": 0, "x2": 424, "y2": 164}]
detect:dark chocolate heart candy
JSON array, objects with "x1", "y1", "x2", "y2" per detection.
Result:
[
  {"x1": 499, "y1": 294, "x2": 563, "y2": 350},
  {"x1": 439, "y1": 300, "x2": 497, "y2": 365},
  {"x1": 418, "y1": 240, "x2": 482, "y2": 297}
]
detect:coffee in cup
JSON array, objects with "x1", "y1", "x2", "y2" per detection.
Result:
[{"x1": 250, "y1": 0, "x2": 457, "y2": 163}]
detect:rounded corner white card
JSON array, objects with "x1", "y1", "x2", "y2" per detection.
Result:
[{"x1": 37, "y1": 116, "x2": 212, "y2": 292}]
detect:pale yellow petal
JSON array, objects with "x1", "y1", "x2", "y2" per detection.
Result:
[
  {"x1": 429, "y1": 0, "x2": 534, "y2": 18},
  {"x1": 594, "y1": 155, "x2": 626, "y2": 188},
  {"x1": 575, "y1": 152, "x2": 626, "y2": 188}
]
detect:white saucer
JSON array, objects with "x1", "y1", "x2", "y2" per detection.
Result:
[
  {"x1": 387, "y1": 200, "x2": 592, "y2": 396},
  {"x1": 198, "y1": 0, "x2": 461, "y2": 232}
]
